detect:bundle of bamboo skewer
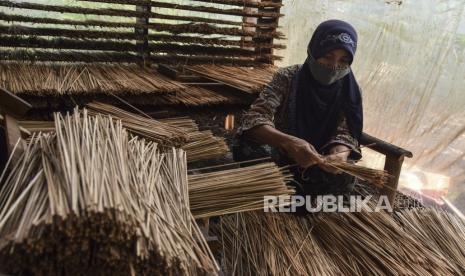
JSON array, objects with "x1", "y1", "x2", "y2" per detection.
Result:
[
  {"x1": 188, "y1": 162, "x2": 295, "y2": 218},
  {"x1": 216, "y1": 208, "x2": 463, "y2": 275},
  {"x1": 185, "y1": 64, "x2": 277, "y2": 94},
  {"x1": 86, "y1": 102, "x2": 229, "y2": 162},
  {"x1": 18, "y1": 104, "x2": 230, "y2": 162},
  {"x1": 325, "y1": 159, "x2": 391, "y2": 188},
  {"x1": 0, "y1": 62, "x2": 186, "y2": 96},
  {"x1": 0, "y1": 109, "x2": 218, "y2": 275},
  {"x1": 87, "y1": 101, "x2": 189, "y2": 147}
]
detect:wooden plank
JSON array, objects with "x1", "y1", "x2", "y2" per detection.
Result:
[
  {"x1": 0, "y1": 36, "x2": 281, "y2": 59},
  {"x1": 0, "y1": 88, "x2": 32, "y2": 117},
  {"x1": 0, "y1": 49, "x2": 264, "y2": 65},
  {"x1": 0, "y1": 24, "x2": 283, "y2": 40},
  {"x1": 191, "y1": 0, "x2": 283, "y2": 8},
  {"x1": 0, "y1": 49, "x2": 142, "y2": 63},
  {"x1": 0, "y1": 35, "x2": 141, "y2": 52}
]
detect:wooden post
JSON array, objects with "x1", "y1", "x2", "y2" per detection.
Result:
[
  {"x1": 359, "y1": 132, "x2": 413, "y2": 209},
  {"x1": 241, "y1": 0, "x2": 258, "y2": 52},
  {"x1": 253, "y1": 1, "x2": 282, "y2": 65},
  {"x1": 382, "y1": 154, "x2": 405, "y2": 206},
  {"x1": 135, "y1": 4, "x2": 151, "y2": 66}
]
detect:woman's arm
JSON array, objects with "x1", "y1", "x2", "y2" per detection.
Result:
[
  {"x1": 318, "y1": 112, "x2": 362, "y2": 173},
  {"x1": 244, "y1": 125, "x2": 324, "y2": 168},
  {"x1": 238, "y1": 67, "x2": 324, "y2": 168}
]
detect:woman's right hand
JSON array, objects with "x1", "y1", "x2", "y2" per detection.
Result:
[{"x1": 281, "y1": 136, "x2": 325, "y2": 168}]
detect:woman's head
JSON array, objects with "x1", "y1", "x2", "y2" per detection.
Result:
[
  {"x1": 307, "y1": 19, "x2": 358, "y2": 65},
  {"x1": 306, "y1": 20, "x2": 358, "y2": 85}
]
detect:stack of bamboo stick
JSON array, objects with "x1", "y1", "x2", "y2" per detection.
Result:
[
  {"x1": 0, "y1": 62, "x2": 186, "y2": 96},
  {"x1": 0, "y1": 109, "x2": 218, "y2": 275},
  {"x1": 188, "y1": 162, "x2": 295, "y2": 218},
  {"x1": 185, "y1": 64, "x2": 277, "y2": 94},
  {"x1": 216, "y1": 207, "x2": 464, "y2": 275}
]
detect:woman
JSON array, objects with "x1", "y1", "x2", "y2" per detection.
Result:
[{"x1": 234, "y1": 20, "x2": 363, "y2": 197}]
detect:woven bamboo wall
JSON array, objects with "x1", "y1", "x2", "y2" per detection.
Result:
[{"x1": 0, "y1": 0, "x2": 284, "y2": 65}]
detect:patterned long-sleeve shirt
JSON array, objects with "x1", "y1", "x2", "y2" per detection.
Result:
[{"x1": 237, "y1": 65, "x2": 362, "y2": 160}]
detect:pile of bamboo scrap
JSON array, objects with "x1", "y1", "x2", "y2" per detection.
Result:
[
  {"x1": 0, "y1": 62, "x2": 186, "y2": 96},
  {"x1": 396, "y1": 209, "x2": 465, "y2": 274},
  {"x1": 0, "y1": 109, "x2": 218, "y2": 275},
  {"x1": 216, "y1": 207, "x2": 464, "y2": 275},
  {"x1": 185, "y1": 64, "x2": 277, "y2": 94},
  {"x1": 188, "y1": 162, "x2": 295, "y2": 218}
]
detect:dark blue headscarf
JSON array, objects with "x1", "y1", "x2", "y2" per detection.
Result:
[{"x1": 288, "y1": 19, "x2": 363, "y2": 152}]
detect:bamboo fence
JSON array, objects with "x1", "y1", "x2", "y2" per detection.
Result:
[{"x1": 0, "y1": 109, "x2": 218, "y2": 275}]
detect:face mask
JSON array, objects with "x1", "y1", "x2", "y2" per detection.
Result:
[{"x1": 307, "y1": 54, "x2": 351, "y2": 85}]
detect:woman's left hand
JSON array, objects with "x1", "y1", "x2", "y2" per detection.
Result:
[{"x1": 319, "y1": 144, "x2": 351, "y2": 174}]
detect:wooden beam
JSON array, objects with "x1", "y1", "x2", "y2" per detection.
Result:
[
  {"x1": 135, "y1": 4, "x2": 150, "y2": 65},
  {"x1": 360, "y1": 132, "x2": 413, "y2": 158}
]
